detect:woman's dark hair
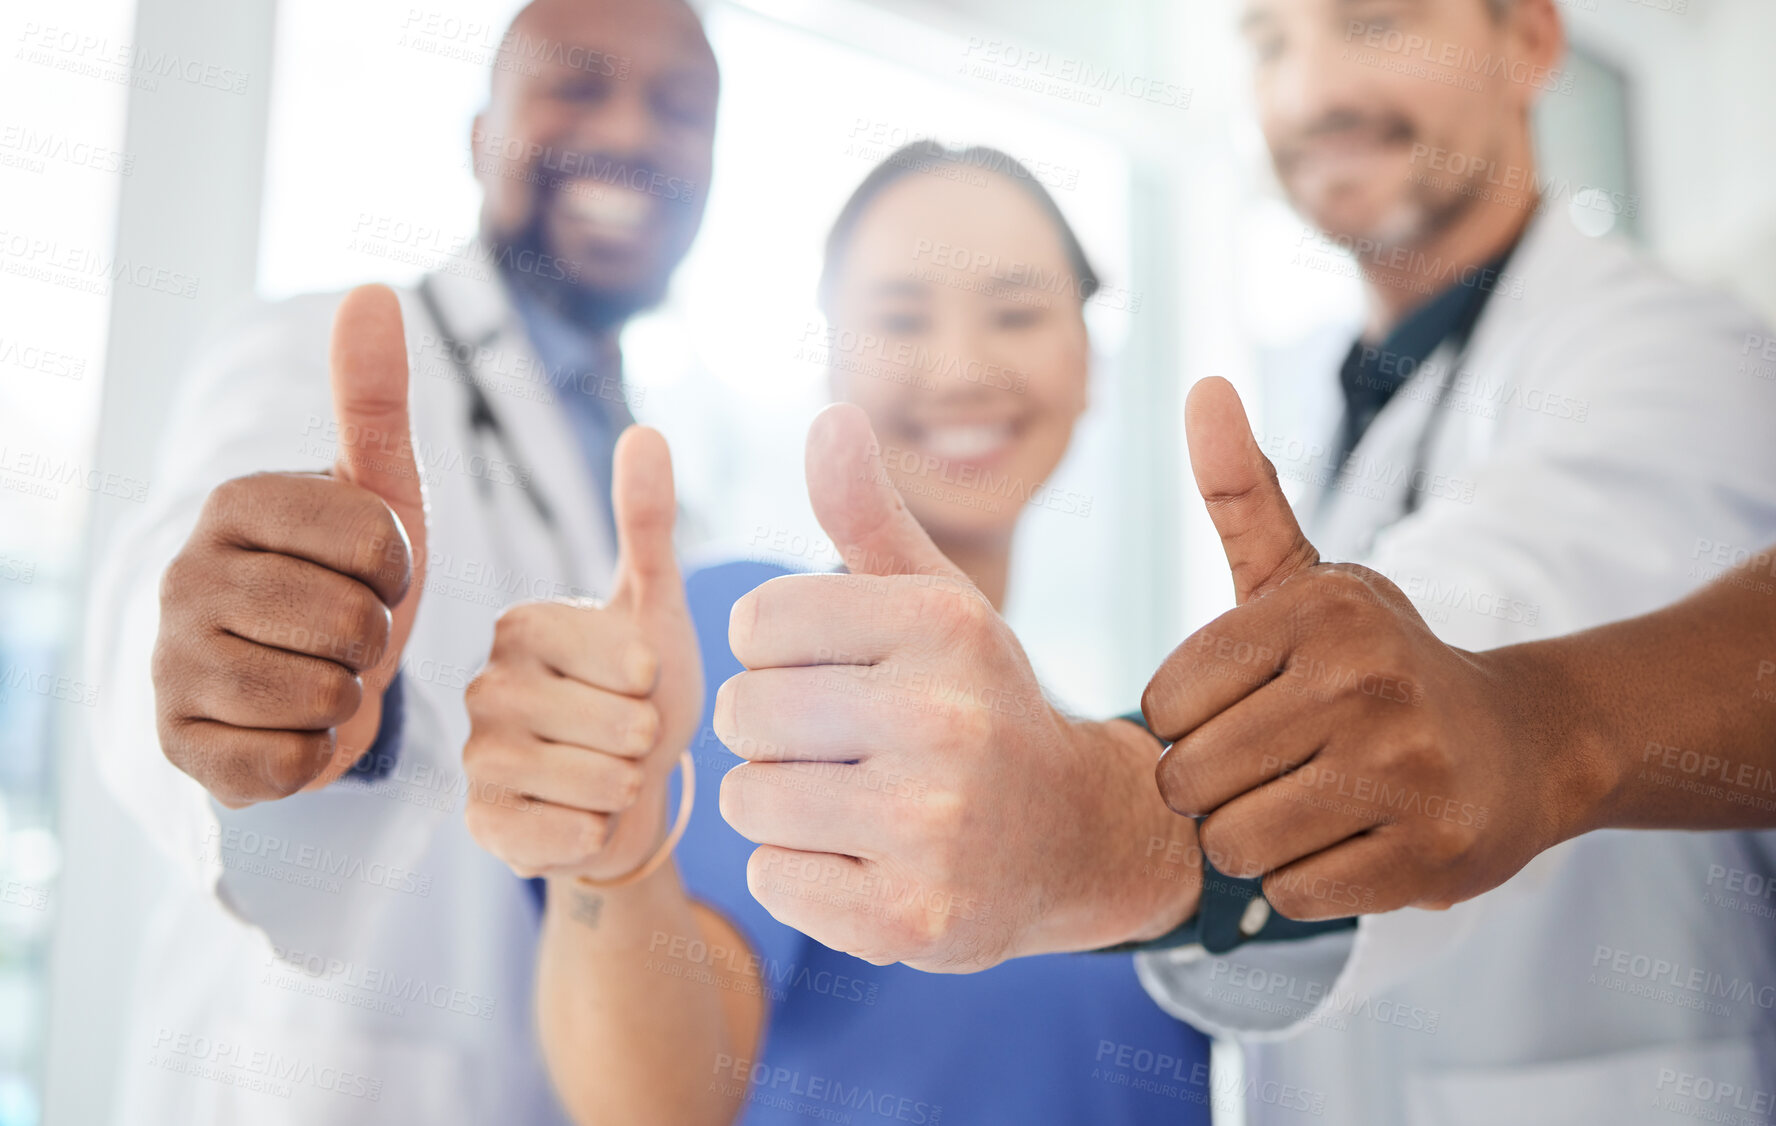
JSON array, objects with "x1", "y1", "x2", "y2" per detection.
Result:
[{"x1": 818, "y1": 141, "x2": 1100, "y2": 310}]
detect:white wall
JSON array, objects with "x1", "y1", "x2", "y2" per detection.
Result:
[{"x1": 1565, "y1": 0, "x2": 1776, "y2": 319}]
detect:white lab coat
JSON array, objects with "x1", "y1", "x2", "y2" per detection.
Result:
[
  {"x1": 85, "y1": 263, "x2": 619, "y2": 1124},
  {"x1": 1137, "y1": 210, "x2": 1776, "y2": 1124}
]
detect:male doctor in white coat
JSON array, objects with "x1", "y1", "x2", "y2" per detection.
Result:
[
  {"x1": 711, "y1": 0, "x2": 1776, "y2": 1122},
  {"x1": 84, "y1": 0, "x2": 718, "y2": 1121}
]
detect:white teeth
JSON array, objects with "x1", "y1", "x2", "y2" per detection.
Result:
[
  {"x1": 560, "y1": 181, "x2": 650, "y2": 231},
  {"x1": 920, "y1": 423, "x2": 1013, "y2": 461}
]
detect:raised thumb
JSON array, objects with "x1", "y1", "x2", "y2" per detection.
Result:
[
  {"x1": 805, "y1": 403, "x2": 963, "y2": 582},
  {"x1": 1186, "y1": 377, "x2": 1319, "y2": 604},
  {"x1": 610, "y1": 425, "x2": 683, "y2": 609},
  {"x1": 329, "y1": 284, "x2": 427, "y2": 559}
]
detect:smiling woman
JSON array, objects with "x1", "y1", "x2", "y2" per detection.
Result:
[{"x1": 816, "y1": 142, "x2": 1098, "y2": 609}]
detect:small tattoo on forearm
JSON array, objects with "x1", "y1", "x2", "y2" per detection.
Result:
[{"x1": 569, "y1": 889, "x2": 604, "y2": 929}]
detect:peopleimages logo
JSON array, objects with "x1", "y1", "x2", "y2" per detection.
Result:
[
  {"x1": 265, "y1": 945, "x2": 497, "y2": 1021},
  {"x1": 711, "y1": 1055, "x2": 941, "y2": 1123},
  {"x1": 470, "y1": 130, "x2": 697, "y2": 204},
  {"x1": 1592, "y1": 945, "x2": 1776, "y2": 1012},
  {"x1": 200, "y1": 824, "x2": 433, "y2": 897}
]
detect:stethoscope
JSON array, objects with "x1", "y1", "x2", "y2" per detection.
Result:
[{"x1": 416, "y1": 275, "x2": 586, "y2": 591}]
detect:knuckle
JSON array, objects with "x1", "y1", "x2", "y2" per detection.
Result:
[
  {"x1": 203, "y1": 474, "x2": 255, "y2": 524},
  {"x1": 937, "y1": 701, "x2": 993, "y2": 756},
  {"x1": 1301, "y1": 573, "x2": 1373, "y2": 624},
  {"x1": 744, "y1": 847, "x2": 779, "y2": 907},
  {"x1": 1140, "y1": 660, "x2": 1180, "y2": 727},
  {"x1": 602, "y1": 757, "x2": 646, "y2": 809},
  {"x1": 159, "y1": 550, "x2": 195, "y2": 609},
  {"x1": 1313, "y1": 563, "x2": 1375, "y2": 598},
  {"x1": 460, "y1": 730, "x2": 499, "y2": 772},
  {"x1": 336, "y1": 585, "x2": 393, "y2": 657},
  {"x1": 205, "y1": 473, "x2": 285, "y2": 539},
  {"x1": 476, "y1": 736, "x2": 534, "y2": 785},
  {"x1": 727, "y1": 588, "x2": 763, "y2": 663},
  {"x1": 1262, "y1": 877, "x2": 1309, "y2": 920},
  {"x1": 717, "y1": 768, "x2": 748, "y2": 831},
  {"x1": 624, "y1": 699, "x2": 660, "y2": 753},
  {"x1": 305, "y1": 666, "x2": 362, "y2": 725},
  {"x1": 1198, "y1": 815, "x2": 1254, "y2": 877},
  {"x1": 341, "y1": 495, "x2": 406, "y2": 571},
  {"x1": 466, "y1": 662, "x2": 518, "y2": 712},
  {"x1": 1421, "y1": 818, "x2": 1474, "y2": 868},
  {"x1": 923, "y1": 586, "x2": 992, "y2": 643},
  {"x1": 463, "y1": 793, "x2": 503, "y2": 842},
  {"x1": 575, "y1": 811, "x2": 611, "y2": 859},
  {"x1": 465, "y1": 667, "x2": 514, "y2": 723},
  {"x1": 1156, "y1": 754, "x2": 1203, "y2": 816},
  {"x1": 244, "y1": 731, "x2": 331, "y2": 800},
  {"x1": 711, "y1": 675, "x2": 740, "y2": 740},
  {"x1": 900, "y1": 901, "x2": 952, "y2": 958},
  {"x1": 495, "y1": 600, "x2": 552, "y2": 652},
  {"x1": 915, "y1": 788, "x2": 965, "y2": 844},
  {"x1": 1377, "y1": 735, "x2": 1444, "y2": 779}
]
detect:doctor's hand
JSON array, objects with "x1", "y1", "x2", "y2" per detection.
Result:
[
  {"x1": 153, "y1": 285, "x2": 429, "y2": 807},
  {"x1": 715, "y1": 404, "x2": 1199, "y2": 973},
  {"x1": 462, "y1": 427, "x2": 702, "y2": 883},
  {"x1": 1143, "y1": 377, "x2": 1584, "y2": 919}
]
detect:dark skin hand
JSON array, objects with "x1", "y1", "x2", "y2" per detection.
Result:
[
  {"x1": 152, "y1": 286, "x2": 427, "y2": 807},
  {"x1": 1142, "y1": 377, "x2": 1585, "y2": 920},
  {"x1": 1145, "y1": 377, "x2": 1776, "y2": 922}
]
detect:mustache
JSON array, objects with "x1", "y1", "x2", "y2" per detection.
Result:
[{"x1": 1277, "y1": 109, "x2": 1416, "y2": 165}]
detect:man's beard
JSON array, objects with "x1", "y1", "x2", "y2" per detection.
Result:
[
  {"x1": 492, "y1": 215, "x2": 665, "y2": 334},
  {"x1": 1278, "y1": 110, "x2": 1488, "y2": 255},
  {"x1": 1370, "y1": 164, "x2": 1483, "y2": 253}
]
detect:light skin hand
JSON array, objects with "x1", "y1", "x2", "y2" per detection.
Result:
[
  {"x1": 1143, "y1": 377, "x2": 1612, "y2": 919},
  {"x1": 463, "y1": 426, "x2": 702, "y2": 883},
  {"x1": 465, "y1": 427, "x2": 760, "y2": 1126},
  {"x1": 716, "y1": 403, "x2": 1200, "y2": 973},
  {"x1": 152, "y1": 285, "x2": 429, "y2": 807}
]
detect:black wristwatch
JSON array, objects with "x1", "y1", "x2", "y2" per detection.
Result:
[{"x1": 1091, "y1": 714, "x2": 1358, "y2": 957}]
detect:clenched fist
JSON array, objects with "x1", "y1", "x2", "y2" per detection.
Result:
[
  {"x1": 153, "y1": 285, "x2": 429, "y2": 807},
  {"x1": 716, "y1": 404, "x2": 1197, "y2": 972},
  {"x1": 463, "y1": 427, "x2": 702, "y2": 882},
  {"x1": 1144, "y1": 378, "x2": 1573, "y2": 918}
]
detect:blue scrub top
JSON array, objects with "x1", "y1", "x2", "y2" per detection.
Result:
[{"x1": 675, "y1": 560, "x2": 1214, "y2": 1126}]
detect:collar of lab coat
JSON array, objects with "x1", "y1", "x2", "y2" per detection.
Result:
[
  {"x1": 408, "y1": 253, "x2": 623, "y2": 597},
  {"x1": 1260, "y1": 206, "x2": 1607, "y2": 533},
  {"x1": 417, "y1": 246, "x2": 528, "y2": 350}
]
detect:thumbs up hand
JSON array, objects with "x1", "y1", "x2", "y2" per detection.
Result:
[
  {"x1": 716, "y1": 405, "x2": 1201, "y2": 972},
  {"x1": 463, "y1": 426, "x2": 704, "y2": 883},
  {"x1": 154, "y1": 285, "x2": 429, "y2": 806},
  {"x1": 1144, "y1": 378, "x2": 1548, "y2": 919}
]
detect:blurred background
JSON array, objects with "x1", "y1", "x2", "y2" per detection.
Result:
[{"x1": 3, "y1": 0, "x2": 1774, "y2": 1121}]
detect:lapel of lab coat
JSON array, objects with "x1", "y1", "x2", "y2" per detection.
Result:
[
  {"x1": 412, "y1": 263, "x2": 621, "y2": 603},
  {"x1": 1306, "y1": 209, "x2": 1586, "y2": 561}
]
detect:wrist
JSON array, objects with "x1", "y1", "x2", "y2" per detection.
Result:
[
  {"x1": 1107, "y1": 718, "x2": 1202, "y2": 943},
  {"x1": 1474, "y1": 641, "x2": 1621, "y2": 848},
  {"x1": 1029, "y1": 716, "x2": 1199, "y2": 954}
]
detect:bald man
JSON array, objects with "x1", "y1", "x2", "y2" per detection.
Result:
[{"x1": 86, "y1": 2, "x2": 719, "y2": 1122}]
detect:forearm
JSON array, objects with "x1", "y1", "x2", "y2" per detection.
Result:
[
  {"x1": 1020, "y1": 717, "x2": 1201, "y2": 955},
  {"x1": 1491, "y1": 558, "x2": 1776, "y2": 834},
  {"x1": 536, "y1": 859, "x2": 764, "y2": 1126}
]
